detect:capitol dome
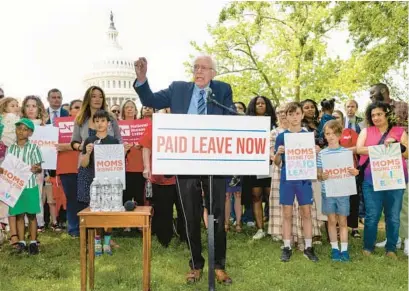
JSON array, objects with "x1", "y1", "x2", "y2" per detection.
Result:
[{"x1": 83, "y1": 12, "x2": 139, "y2": 108}]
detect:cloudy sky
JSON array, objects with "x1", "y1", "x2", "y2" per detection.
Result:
[{"x1": 0, "y1": 0, "x2": 365, "y2": 107}]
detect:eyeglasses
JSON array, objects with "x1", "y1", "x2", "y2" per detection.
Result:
[
  {"x1": 193, "y1": 65, "x2": 213, "y2": 73},
  {"x1": 72, "y1": 106, "x2": 81, "y2": 110},
  {"x1": 112, "y1": 110, "x2": 120, "y2": 114}
]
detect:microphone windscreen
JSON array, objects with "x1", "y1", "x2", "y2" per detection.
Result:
[{"x1": 124, "y1": 200, "x2": 136, "y2": 211}]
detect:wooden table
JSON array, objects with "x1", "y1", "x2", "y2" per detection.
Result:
[{"x1": 79, "y1": 206, "x2": 153, "y2": 291}]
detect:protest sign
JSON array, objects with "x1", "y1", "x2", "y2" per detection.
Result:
[
  {"x1": 369, "y1": 144, "x2": 406, "y2": 191},
  {"x1": 322, "y1": 150, "x2": 357, "y2": 197},
  {"x1": 118, "y1": 119, "x2": 150, "y2": 144},
  {"x1": 0, "y1": 155, "x2": 32, "y2": 207},
  {"x1": 55, "y1": 116, "x2": 75, "y2": 143},
  {"x1": 30, "y1": 125, "x2": 59, "y2": 169},
  {"x1": 94, "y1": 144, "x2": 125, "y2": 188},
  {"x1": 152, "y1": 114, "x2": 270, "y2": 175},
  {"x1": 284, "y1": 132, "x2": 317, "y2": 180}
]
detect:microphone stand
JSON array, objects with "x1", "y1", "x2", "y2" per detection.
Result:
[{"x1": 205, "y1": 96, "x2": 240, "y2": 291}]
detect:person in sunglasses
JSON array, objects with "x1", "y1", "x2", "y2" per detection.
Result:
[{"x1": 110, "y1": 104, "x2": 121, "y2": 120}]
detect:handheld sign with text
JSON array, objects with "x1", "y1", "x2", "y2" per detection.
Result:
[
  {"x1": 322, "y1": 150, "x2": 357, "y2": 197},
  {"x1": 118, "y1": 119, "x2": 150, "y2": 144},
  {"x1": 369, "y1": 143, "x2": 405, "y2": 191},
  {"x1": 55, "y1": 116, "x2": 75, "y2": 143},
  {"x1": 0, "y1": 155, "x2": 32, "y2": 207},
  {"x1": 30, "y1": 125, "x2": 59, "y2": 170},
  {"x1": 152, "y1": 114, "x2": 270, "y2": 175},
  {"x1": 94, "y1": 144, "x2": 126, "y2": 188},
  {"x1": 284, "y1": 132, "x2": 317, "y2": 180}
]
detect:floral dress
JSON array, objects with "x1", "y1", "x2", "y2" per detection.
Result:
[{"x1": 77, "y1": 129, "x2": 96, "y2": 204}]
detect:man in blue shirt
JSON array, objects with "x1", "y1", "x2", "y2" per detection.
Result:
[{"x1": 133, "y1": 55, "x2": 233, "y2": 285}]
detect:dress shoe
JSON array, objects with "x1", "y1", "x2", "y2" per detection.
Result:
[
  {"x1": 215, "y1": 269, "x2": 232, "y2": 285},
  {"x1": 385, "y1": 251, "x2": 398, "y2": 260},
  {"x1": 186, "y1": 269, "x2": 202, "y2": 284}
]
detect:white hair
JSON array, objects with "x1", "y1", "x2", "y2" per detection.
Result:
[{"x1": 192, "y1": 55, "x2": 217, "y2": 72}]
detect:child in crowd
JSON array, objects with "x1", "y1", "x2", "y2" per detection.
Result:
[
  {"x1": 0, "y1": 97, "x2": 20, "y2": 163},
  {"x1": 79, "y1": 110, "x2": 119, "y2": 256},
  {"x1": 0, "y1": 118, "x2": 43, "y2": 254},
  {"x1": 317, "y1": 120, "x2": 359, "y2": 261},
  {"x1": 0, "y1": 98, "x2": 21, "y2": 242},
  {"x1": 317, "y1": 98, "x2": 336, "y2": 139},
  {"x1": 274, "y1": 102, "x2": 319, "y2": 262}
]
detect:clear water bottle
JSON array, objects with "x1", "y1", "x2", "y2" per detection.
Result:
[
  {"x1": 90, "y1": 178, "x2": 101, "y2": 212},
  {"x1": 113, "y1": 177, "x2": 124, "y2": 211},
  {"x1": 101, "y1": 177, "x2": 112, "y2": 212},
  {"x1": 145, "y1": 180, "x2": 153, "y2": 199}
]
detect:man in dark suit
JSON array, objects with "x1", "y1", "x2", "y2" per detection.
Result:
[
  {"x1": 134, "y1": 56, "x2": 233, "y2": 285},
  {"x1": 43, "y1": 88, "x2": 69, "y2": 231},
  {"x1": 46, "y1": 88, "x2": 69, "y2": 125}
]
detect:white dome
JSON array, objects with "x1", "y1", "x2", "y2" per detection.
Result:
[{"x1": 83, "y1": 12, "x2": 139, "y2": 108}]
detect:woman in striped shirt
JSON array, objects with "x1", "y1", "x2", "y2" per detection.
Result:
[{"x1": 0, "y1": 118, "x2": 43, "y2": 254}]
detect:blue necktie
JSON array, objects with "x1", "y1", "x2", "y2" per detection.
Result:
[
  {"x1": 197, "y1": 90, "x2": 206, "y2": 115},
  {"x1": 348, "y1": 121, "x2": 352, "y2": 129}
]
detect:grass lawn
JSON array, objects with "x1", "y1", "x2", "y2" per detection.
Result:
[{"x1": 0, "y1": 226, "x2": 407, "y2": 291}]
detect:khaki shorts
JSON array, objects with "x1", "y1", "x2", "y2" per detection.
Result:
[{"x1": 42, "y1": 184, "x2": 55, "y2": 204}]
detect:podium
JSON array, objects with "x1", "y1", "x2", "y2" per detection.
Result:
[
  {"x1": 78, "y1": 206, "x2": 153, "y2": 291},
  {"x1": 152, "y1": 113, "x2": 270, "y2": 290}
]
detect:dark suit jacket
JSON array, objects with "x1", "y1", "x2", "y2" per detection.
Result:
[
  {"x1": 46, "y1": 107, "x2": 69, "y2": 125},
  {"x1": 133, "y1": 79, "x2": 234, "y2": 115}
]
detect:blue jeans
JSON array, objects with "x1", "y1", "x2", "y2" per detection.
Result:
[
  {"x1": 60, "y1": 174, "x2": 80, "y2": 236},
  {"x1": 241, "y1": 203, "x2": 254, "y2": 223},
  {"x1": 362, "y1": 181, "x2": 404, "y2": 252}
]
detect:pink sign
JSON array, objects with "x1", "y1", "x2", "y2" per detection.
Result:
[
  {"x1": 118, "y1": 119, "x2": 150, "y2": 144},
  {"x1": 55, "y1": 117, "x2": 75, "y2": 143}
]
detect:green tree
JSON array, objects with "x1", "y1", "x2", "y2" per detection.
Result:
[
  {"x1": 334, "y1": 1, "x2": 408, "y2": 82},
  {"x1": 187, "y1": 1, "x2": 407, "y2": 105}
]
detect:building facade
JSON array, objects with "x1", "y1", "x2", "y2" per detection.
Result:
[{"x1": 83, "y1": 12, "x2": 139, "y2": 108}]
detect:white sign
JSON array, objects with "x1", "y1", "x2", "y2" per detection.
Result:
[
  {"x1": 322, "y1": 150, "x2": 357, "y2": 197},
  {"x1": 30, "y1": 125, "x2": 59, "y2": 169},
  {"x1": 284, "y1": 132, "x2": 317, "y2": 180},
  {"x1": 94, "y1": 144, "x2": 126, "y2": 188},
  {"x1": 369, "y1": 144, "x2": 406, "y2": 191},
  {"x1": 152, "y1": 114, "x2": 270, "y2": 175},
  {"x1": 0, "y1": 155, "x2": 32, "y2": 207}
]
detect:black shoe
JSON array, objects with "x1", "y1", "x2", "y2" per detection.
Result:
[
  {"x1": 351, "y1": 230, "x2": 361, "y2": 238},
  {"x1": 304, "y1": 247, "x2": 319, "y2": 262},
  {"x1": 28, "y1": 242, "x2": 39, "y2": 255},
  {"x1": 280, "y1": 247, "x2": 292, "y2": 262},
  {"x1": 14, "y1": 242, "x2": 27, "y2": 254}
]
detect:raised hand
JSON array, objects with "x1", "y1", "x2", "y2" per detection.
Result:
[{"x1": 134, "y1": 57, "x2": 148, "y2": 83}]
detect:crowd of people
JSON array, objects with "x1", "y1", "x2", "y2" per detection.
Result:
[{"x1": 0, "y1": 55, "x2": 407, "y2": 286}]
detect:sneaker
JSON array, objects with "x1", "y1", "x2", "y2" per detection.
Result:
[
  {"x1": 95, "y1": 237, "x2": 102, "y2": 257},
  {"x1": 246, "y1": 221, "x2": 256, "y2": 227},
  {"x1": 304, "y1": 247, "x2": 319, "y2": 262},
  {"x1": 404, "y1": 238, "x2": 408, "y2": 256},
  {"x1": 376, "y1": 238, "x2": 402, "y2": 249},
  {"x1": 28, "y1": 242, "x2": 39, "y2": 255},
  {"x1": 340, "y1": 251, "x2": 350, "y2": 262},
  {"x1": 14, "y1": 242, "x2": 27, "y2": 254},
  {"x1": 229, "y1": 176, "x2": 241, "y2": 187},
  {"x1": 103, "y1": 244, "x2": 112, "y2": 255},
  {"x1": 351, "y1": 230, "x2": 361, "y2": 238},
  {"x1": 252, "y1": 229, "x2": 266, "y2": 240},
  {"x1": 331, "y1": 249, "x2": 341, "y2": 262},
  {"x1": 280, "y1": 247, "x2": 292, "y2": 262},
  {"x1": 51, "y1": 223, "x2": 62, "y2": 232},
  {"x1": 37, "y1": 226, "x2": 45, "y2": 233}
]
